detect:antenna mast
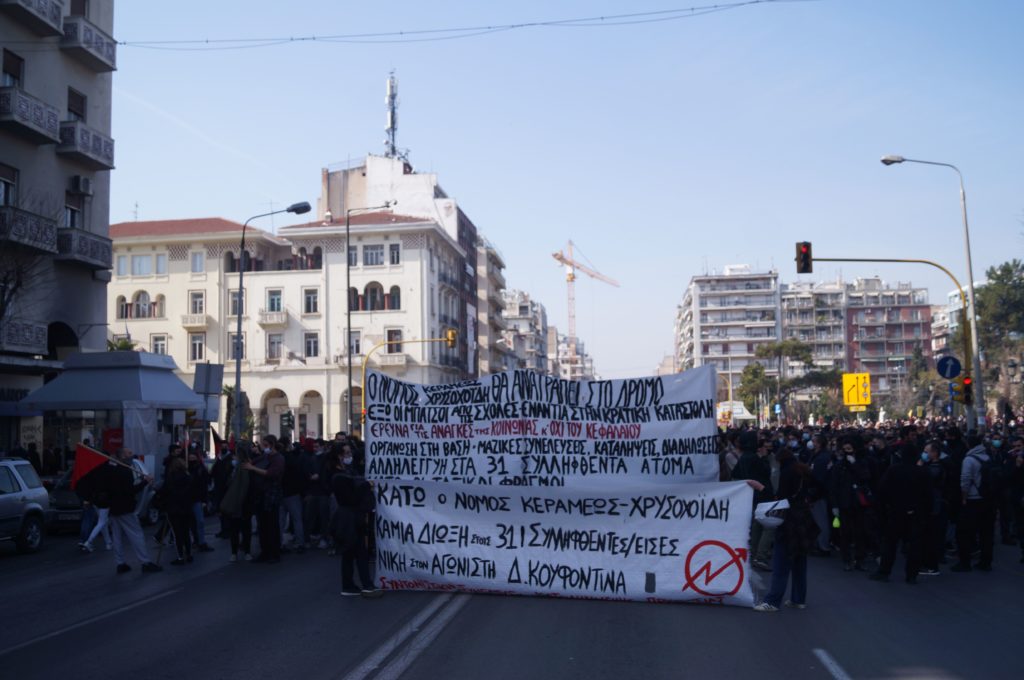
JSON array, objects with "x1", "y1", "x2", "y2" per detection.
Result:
[{"x1": 385, "y1": 72, "x2": 399, "y2": 158}]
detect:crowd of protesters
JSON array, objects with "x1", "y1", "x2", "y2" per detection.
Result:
[{"x1": 720, "y1": 414, "x2": 1024, "y2": 612}]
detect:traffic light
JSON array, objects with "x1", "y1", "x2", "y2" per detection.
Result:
[
  {"x1": 951, "y1": 374, "x2": 973, "y2": 405},
  {"x1": 445, "y1": 328, "x2": 458, "y2": 349},
  {"x1": 796, "y1": 241, "x2": 813, "y2": 274}
]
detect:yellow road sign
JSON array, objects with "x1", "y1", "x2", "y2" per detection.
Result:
[
  {"x1": 843, "y1": 372, "x2": 871, "y2": 406},
  {"x1": 849, "y1": 405, "x2": 867, "y2": 413}
]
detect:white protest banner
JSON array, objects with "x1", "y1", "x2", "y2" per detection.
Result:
[
  {"x1": 374, "y1": 478, "x2": 754, "y2": 606},
  {"x1": 364, "y1": 366, "x2": 719, "y2": 485}
]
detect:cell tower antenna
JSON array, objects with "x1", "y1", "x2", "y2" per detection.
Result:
[{"x1": 385, "y1": 71, "x2": 399, "y2": 158}]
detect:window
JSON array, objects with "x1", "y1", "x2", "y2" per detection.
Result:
[
  {"x1": 312, "y1": 247, "x2": 323, "y2": 269},
  {"x1": 267, "y1": 334, "x2": 283, "y2": 360},
  {"x1": 0, "y1": 163, "x2": 16, "y2": 207},
  {"x1": 365, "y1": 283, "x2": 385, "y2": 311},
  {"x1": 389, "y1": 286, "x2": 401, "y2": 310},
  {"x1": 348, "y1": 287, "x2": 360, "y2": 312},
  {"x1": 64, "y1": 192, "x2": 84, "y2": 229},
  {"x1": 305, "y1": 332, "x2": 319, "y2": 358},
  {"x1": 67, "y1": 88, "x2": 86, "y2": 122},
  {"x1": 0, "y1": 467, "x2": 18, "y2": 494},
  {"x1": 349, "y1": 331, "x2": 361, "y2": 356},
  {"x1": 389, "y1": 243, "x2": 401, "y2": 265},
  {"x1": 189, "y1": 291, "x2": 205, "y2": 314},
  {"x1": 2, "y1": 50, "x2": 24, "y2": 88},
  {"x1": 130, "y1": 255, "x2": 152, "y2": 276},
  {"x1": 70, "y1": 0, "x2": 89, "y2": 16},
  {"x1": 190, "y1": 251, "x2": 205, "y2": 273},
  {"x1": 116, "y1": 295, "x2": 128, "y2": 319},
  {"x1": 14, "y1": 463, "x2": 41, "y2": 489},
  {"x1": 267, "y1": 289, "x2": 282, "y2": 312},
  {"x1": 116, "y1": 255, "x2": 127, "y2": 276},
  {"x1": 348, "y1": 246, "x2": 358, "y2": 267},
  {"x1": 155, "y1": 254, "x2": 167, "y2": 275},
  {"x1": 229, "y1": 333, "x2": 245, "y2": 360},
  {"x1": 363, "y1": 244, "x2": 384, "y2": 266},
  {"x1": 230, "y1": 290, "x2": 244, "y2": 316},
  {"x1": 303, "y1": 288, "x2": 319, "y2": 314},
  {"x1": 386, "y1": 329, "x2": 402, "y2": 353},
  {"x1": 189, "y1": 333, "x2": 205, "y2": 362},
  {"x1": 150, "y1": 334, "x2": 167, "y2": 355},
  {"x1": 133, "y1": 291, "x2": 151, "y2": 318}
]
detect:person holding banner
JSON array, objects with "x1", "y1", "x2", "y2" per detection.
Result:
[{"x1": 755, "y1": 446, "x2": 820, "y2": 612}]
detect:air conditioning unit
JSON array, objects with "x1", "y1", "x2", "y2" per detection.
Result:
[{"x1": 70, "y1": 175, "x2": 93, "y2": 196}]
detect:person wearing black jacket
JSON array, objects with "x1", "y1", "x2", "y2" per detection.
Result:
[
  {"x1": 754, "y1": 448, "x2": 820, "y2": 612},
  {"x1": 163, "y1": 457, "x2": 194, "y2": 566},
  {"x1": 188, "y1": 450, "x2": 213, "y2": 552},
  {"x1": 919, "y1": 440, "x2": 950, "y2": 574},
  {"x1": 100, "y1": 448, "x2": 162, "y2": 574},
  {"x1": 870, "y1": 441, "x2": 931, "y2": 583},
  {"x1": 332, "y1": 472, "x2": 381, "y2": 597},
  {"x1": 279, "y1": 443, "x2": 307, "y2": 552},
  {"x1": 731, "y1": 431, "x2": 774, "y2": 570},
  {"x1": 829, "y1": 436, "x2": 873, "y2": 571}
]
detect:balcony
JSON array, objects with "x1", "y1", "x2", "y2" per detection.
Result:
[
  {"x1": 57, "y1": 120, "x2": 114, "y2": 170},
  {"x1": 60, "y1": 15, "x2": 117, "y2": 72},
  {"x1": 55, "y1": 227, "x2": 112, "y2": 269},
  {"x1": 489, "y1": 313, "x2": 507, "y2": 330},
  {"x1": 0, "y1": 86, "x2": 61, "y2": 143},
  {"x1": 488, "y1": 266, "x2": 506, "y2": 290},
  {"x1": 258, "y1": 310, "x2": 288, "y2": 328},
  {"x1": 0, "y1": 319, "x2": 47, "y2": 354},
  {"x1": 0, "y1": 206, "x2": 58, "y2": 253},
  {"x1": 378, "y1": 353, "x2": 408, "y2": 367},
  {"x1": 0, "y1": 0, "x2": 64, "y2": 36},
  {"x1": 181, "y1": 313, "x2": 210, "y2": 329}
]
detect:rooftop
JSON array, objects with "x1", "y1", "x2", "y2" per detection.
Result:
[{"x1": 110, "y1": 218, "x2": 266, "y2": 239}]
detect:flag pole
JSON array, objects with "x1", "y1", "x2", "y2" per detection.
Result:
[{"x1": 77, "y1": 443, "x2": 138, "y2": 472}]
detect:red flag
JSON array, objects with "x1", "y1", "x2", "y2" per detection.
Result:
[{"x1": 71, "y1": 444, "x2": 109, "y2": 489}]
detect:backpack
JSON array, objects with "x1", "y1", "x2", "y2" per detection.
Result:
[{"x1": 968, "y1": 453, "x2": 995, "y2": 499}]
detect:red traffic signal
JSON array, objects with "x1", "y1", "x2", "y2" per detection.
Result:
[{"x1": 796, "y1": 241, "x2": 813, "y2": 274}]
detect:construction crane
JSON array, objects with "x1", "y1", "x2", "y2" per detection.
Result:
[{"x1": 552, "y1": 241, "x2": 619, "y2": 367}]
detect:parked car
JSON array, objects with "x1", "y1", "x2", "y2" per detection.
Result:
[{"x1": 0, "y1": 457, "x2": 50, "y2": 553}]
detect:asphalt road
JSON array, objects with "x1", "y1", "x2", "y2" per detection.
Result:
[{"x1": 1, "y1": 526, "x2": 1020, "y2": 680}]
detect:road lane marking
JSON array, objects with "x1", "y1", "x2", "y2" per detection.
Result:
[
  {"x1": 0, "y1": 588, "x2": 183, "y2": 657},
  {"x1": 813, "y1": 648, "x2": 853, "y2": 680},
  {"x1": 373, "y1": 594, "x2": 471, "y2": 680},
  {"x1": 342, "y1": 593, "x2": 454, "y2": 680}
]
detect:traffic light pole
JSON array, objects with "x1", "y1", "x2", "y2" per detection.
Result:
[
  {"x1": 359, "y1": 333, "x2": 458, "y2": 431},
  {"x1": 809, "y1": 255, "x2": 978, "y2": 430}
]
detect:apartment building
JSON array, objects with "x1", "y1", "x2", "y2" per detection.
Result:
[
  {"x1": 931, "y1": 306, "x2": 951, "y2": 359},
  {"x1": 780, "y1": 280, "x2": 848, "y2": 376},
  {"x1": 0, "y1": 0, "x2": 116, "y2": 447},
  {"x1": 108, "y1": 211, "x2": 473, "y2": 440},
  {"x1": 551, "y1": 332, "x2": 596, "y2": 381},
  {"x1": 502, "y1": 289, "x2": 549, "y2": 374},
  {"x1": 476, "y1": 238, "x2": 513, "y2": 375},
  {"x1": 675, "y1": 266, "x2": 781, "y2": 398},
  {"x1": 846, "y1": 277, "x2": 931, "y2": 396}
]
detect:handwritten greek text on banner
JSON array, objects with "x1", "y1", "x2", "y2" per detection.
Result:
[
  {"x1": 365, "y1": 366, "x2": 719, "y2": 485},
  {"x1": 374, "y1": 479, "x2": 754, "y2": 606}
]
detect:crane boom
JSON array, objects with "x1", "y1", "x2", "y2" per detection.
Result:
[{"x1": 551, "y1": 240, "x2": 619, "y2": 376}]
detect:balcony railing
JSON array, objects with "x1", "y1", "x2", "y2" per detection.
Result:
[
  {"x1": 0, "y1": 0, "x2": 64, "y2": 36},
  {"x1": 0, "y1": 206, "x2": 58, "y2": 253},
  {"x1": 60, "y1": 15, "x2": 117, "y2": 71},
  {"x1": 378, "y1": 353, "x2": 407, "y2": 367},
  {"x1": 0, "y1": 86, "x2": 61, "y2": 143},
  {"x1": 0, "y1": 318, "x2": 47, "y2": 354},
  {"x1": 258, "y1": 310, "x2": 288, "y2": 327},
  {"x1": 57, "y1": 120, "x2": 114, "y2": 170},
  {"x1": 55, "y1": 227, "x2": 112, "y2": 268},
  {"x1": 181, "y1": 313, "x2": 210, "y2": 329}
]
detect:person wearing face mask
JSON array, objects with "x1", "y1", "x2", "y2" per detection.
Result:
[
  {"x1": 870, "y1": 436, "x2": 930, "y2": 583},
  {"x1": 808, "y1": 433, "x2": 834, "y2": 556},
  {"x1": 219, "y1": 441, "x2": 254, "y2": 562},
  {"x1": 243, "y1": 435, "x2": 285, "y2": 563},
  {"x1": 731, "y1": 431, "x2": 774, "y2": 571},
  {"x1": 829, "y1": 436, "x2": 872, "y2": 571},
  {"x1": 989, "y1": 433, "x2": 1016, "y2": 546},
  {"x1": 917, "y1": 440, "x2": 948, "y2": 575}
]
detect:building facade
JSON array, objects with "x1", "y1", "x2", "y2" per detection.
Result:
[
  {"x1": 846, "y1": 278, "x2": 931, "y2": 396},
  {"x1": 108, "y1": 211, "x2": 474, "y2": 440},
  {"x1": 675, "y1": 266, "x2": 781, "y2": 398},
  {"x1": 780, "y1": 280, "x2": 848, "y2": 377},
  {"x1": 502, "y1": 289, "x2": 549, "y2": 374},
  {"x1": 1, "y1": 0, "x2": 116, "y2": 448},
  {"x1": 475, "y1": 238, "x2": 512, "y2": 375}
]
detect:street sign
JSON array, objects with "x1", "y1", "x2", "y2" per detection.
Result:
[
  {"x1": 849, "y1": 405, "x2": 867, "y2": 413},
  {"x1": 936, "y1": 355, "x2": 962, "y2": 380},
  {"x1": 842, "y1": 372, "x2": 871, "y2": 406},
  {"x1": 773, "y1": 404, "x2": 781, "y2": 414}
]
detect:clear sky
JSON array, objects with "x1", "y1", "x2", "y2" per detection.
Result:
[{"x1": 109, "y1": 1, "x2": 1024, "y2": 378}]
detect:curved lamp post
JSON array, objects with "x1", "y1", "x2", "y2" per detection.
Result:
[
  {"x1": 233, "y1": 201, "x2": 311, "y2": 441},
  {"x1": 881, "y1": 155, "x2": 986, "y2": 430}
]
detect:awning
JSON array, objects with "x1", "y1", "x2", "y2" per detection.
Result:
[{"x1": 19, "y1": 351, "x2": 204, "y2": 411}]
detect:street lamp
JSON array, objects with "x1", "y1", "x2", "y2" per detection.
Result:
[
  {"x1": 344, "y1": 202, "x2": 395, "y2": 434},
  {"x1": 233, "y1": 201, "x2": 311, "y2": 442},
  {"x1": 881, "y1": 154, "x2": 986, "y2": 430}
]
